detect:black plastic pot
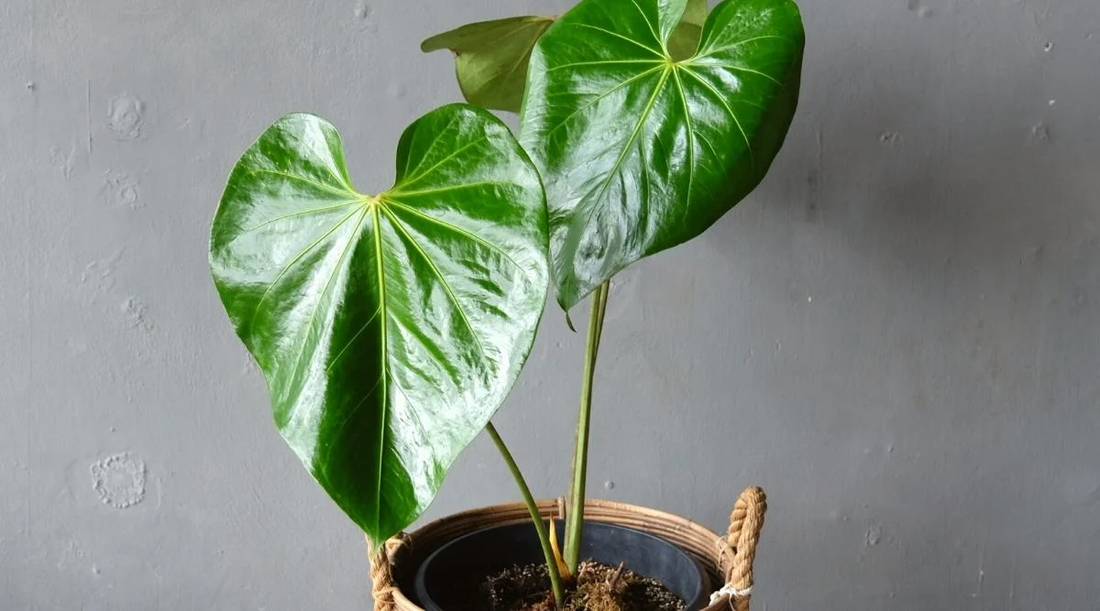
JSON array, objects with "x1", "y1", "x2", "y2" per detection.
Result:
[{"x1": 414, "y1": 520, "x2": 709, "y2": 610}]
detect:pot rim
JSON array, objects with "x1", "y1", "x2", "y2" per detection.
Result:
[
  {"x1": 378, "y1": 498, "x2": 739, "y2": 611},
  {"x1": 412, "y1": 518, "x2": 709, "y2": 610}
]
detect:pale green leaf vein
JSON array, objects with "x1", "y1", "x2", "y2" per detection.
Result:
[
  {"x1": 379, "y1": 207, "x2": 488, "y2": 361},
  {"x1": 547, "y1": 59, "x2": 663, "y2": 72},
  {"x1": 398, "y1": 137, "x2": 490, "y2": 191},
  {"x1": 252, "y1": 206, "x2": 363, "y2": 321},
  {"x1": 386, "y1": 181, "x2": 516, "y2": 199},
  {"x1": 626, "y1": 0, "x2": 661, "y2": 47},
  {"x1": 690, "y1": 62, "x2": 784, "y2": 87},
  {"x1": 282, "y1": 208, "x2": 368, "y2": 406},
  {"x1": 402, "y1": 114, "x2": 460, "y2": 181},
  {"x1": 323, "y1": 376, "x2": 383, "y2": 462},
  {"x1": 571, "y1": 68, "x2": 672, "y2": 259},
  {"x1": 544, "y1": 66, "x2": 665, "y2": 139},
  {"x1": 326, "y1": 306, "x2": 382, "y2": 373},
  {"x1": 382, "y1": 199, "x2": 524, "y2": 272},
  {"x1": 248, "y1": 168, "x2": 355, "y2": 199},
  {"x1": 370, "y1": 204, "x2": 389, "y2": 536},
  {"x1": 672, "y1": 67, "x2": 695, "y2": 212},
  {"x1": 568, "y1": 23, "x2": 665, "y2": 58},
  {"x1": 680, "y1": 67, "x2": 755, "y2": 168},
  {"x1": 240, "y1": 200, "x2": 362, "y2": 236},
  {"x1": 694, "y1": 35, "x2": 797, "y2": 60}
]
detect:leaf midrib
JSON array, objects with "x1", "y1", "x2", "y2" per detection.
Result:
[
  {"x1": 370, "y1": 203, "x2": 389, "y2": 537},
  {"x1": 564, "y1": 66, "x2": 672, "y2": 272},
  {"x1": 379, "y1": 205, "x2": 489, "y2": 361}
]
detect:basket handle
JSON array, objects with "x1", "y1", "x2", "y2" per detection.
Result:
[
  {"x1": 369, "y1": 534, "x2": 405, "y2": 611},
  {"x1": 702, "y1": 486, "x2": 768, "y2": 611}
]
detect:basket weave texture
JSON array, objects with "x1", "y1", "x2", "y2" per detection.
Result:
[{"x1": 369, "y1": 487, "x2": 767, "y2": 611}]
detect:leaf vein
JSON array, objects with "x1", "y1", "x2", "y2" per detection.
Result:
[
  {"x1": 252, "y1": 206, "x2": 363, "y2": 321},
  {"x1": 379, "y1": 207, "x2": 488, "y2": 362},
  {"x1": 544, "y1": 66, "x2": 665, "y2": 140},
  {"x1": 672, "y1": 68, "x2": 695, "y2": 213},
  {"x1": 680, "y1": 67, "x2": 755, "y2": 169},
  {"x1": 382, "y1": 199, "x2": 524, "y2": 272},
  {"x1": 248, "y1": 168, "x2": 355, "y2": 199},
  {"x1": 370, "y1": 205, "x2": 389, "y2": 537},
  {"x1": 282, "y1": 208, "x2": 368, "y2": 416},
  {"x1": 568, "y1": 23, "x2": 665, "y2": 58},
  {"x1": 398, "y1": 137, "x2": 490, "y2": 191},
  {"x1": 694, "y1": 35, "x2": 796, "y2": 60}
]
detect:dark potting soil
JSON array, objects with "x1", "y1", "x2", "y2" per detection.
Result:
[{"x1": 471, "y1": 560, "x2": 686, "y2": 611}]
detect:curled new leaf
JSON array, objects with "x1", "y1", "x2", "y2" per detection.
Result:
[
  {"x1": 210, "y1": 105, "x2": 549, "y2": 546},
  {"x1": 520, "y1": 0, "x2": 805, "y2": 310},
  {"x1": 423, "y1": 16, "x2": 555, "y2": 113},
  {"x1": 668, "y1": 0, "x2": 708, "y2": 60}
]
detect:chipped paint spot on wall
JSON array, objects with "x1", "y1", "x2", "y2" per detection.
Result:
[
  {"x1": 120, "y1": 297, "x2": 154, "y2": 331},
  {"x1": 107, "y1": 93, "x2": 146, "y2": 140},
  {"x1": 90, "y1": 453, "x2": 146, "y2": 509},
  {"x1": 101, "y1": 171, "x2": 142, "y2": 209}
]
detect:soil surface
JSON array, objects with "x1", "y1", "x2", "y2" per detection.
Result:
[{"x1": 478, "y1": 560, "x2": 686, "y2": 611}]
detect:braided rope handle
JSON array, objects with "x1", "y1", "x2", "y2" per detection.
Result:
[
  {"x1": 370, "y1": 534, "x2": 405, "y2": 611},
  {"x1": 703, "y1": 486, "x2": 767, "y2": 611}
]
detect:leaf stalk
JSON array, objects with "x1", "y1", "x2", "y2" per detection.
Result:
[
  {"x1": 486, "y1": 421, "x2": 566, "y2": 608},
  {"x1": 563, "y1": 279, "x2": 611, "y2": 572}
]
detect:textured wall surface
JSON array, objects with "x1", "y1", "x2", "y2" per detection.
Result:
[{"x1": 2, "y1": 0, "x2": 1098, "y2": 609}]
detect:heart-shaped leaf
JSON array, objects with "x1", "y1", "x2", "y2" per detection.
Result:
[
  {"x1": 423, "y1": 16, "x2": 555, "y2": 113},
  {"x1": 210, "y1": 105, "x2": 549, "y2": 546},
  {"x1": 520, "y1": 0, "x2": 805, "y2": 310}
]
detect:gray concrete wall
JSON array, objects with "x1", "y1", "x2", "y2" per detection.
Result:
[{"x1": 2, "y1": 0, "x2": 1098, "y2": 609}]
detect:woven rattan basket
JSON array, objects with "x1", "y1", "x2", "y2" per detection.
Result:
[{"x1": 369, "y1": 486, "x2": 767, "y2": 611}]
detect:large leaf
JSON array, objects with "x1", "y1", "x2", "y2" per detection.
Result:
[
  {"x1": 210, "y1": 105, "x2": 549, "y2": 546},
  {"x1": 520, "y1": 0, "x2": 805, "y2": 310},
  {"x1": 422, "y1": 16, "x2": 555, "y2": 113}
]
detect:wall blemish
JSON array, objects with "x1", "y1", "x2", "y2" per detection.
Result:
[
  {"x1": 79, "y1": 248, "x2": 125, "y2": 298},
  {"x1": 49, "y1": 144, "x2": 77, "y2": 180},
  {"x1": 353, "y1": 1, "x2": 378, "y2": 32},
  {"x1": 90, "y1": 452, "x2": 146, "y2": 509},
  {"x1": 864, "y1": 524, "x2": 882, "y2": 547},
  {"x1": 120, "y1": 297, "x2": 154, "y2": 332},
  {"x1": 1030, "y1": 122, "x2": 1052, "y2": 142},
  {"x1": 107, "y1": 93, "x2": 146, "y2": 141},
  {"x1": 101, "y1": 171, "x2": 141, "y2": 209}
]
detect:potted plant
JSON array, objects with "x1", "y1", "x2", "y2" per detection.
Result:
[{"x1": 209, "y1": 0, "x2": 804, "y2": 609}]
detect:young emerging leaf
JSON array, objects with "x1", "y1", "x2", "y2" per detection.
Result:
[
  {"x1": 520, "y1": 0, "x2": 805, "y2": 311},
  {"x1": 210, "y1": 105, "x2": 549, "y2": 547},
  {"x1": 422, "y1": 16, "x2": 555, "y2": 113},
  {"x1": 548, "y1": 517, "x2": 575, "y2": 584},
  {"x1": 667, "y1": 0, "x2": 708, "y2": 60}
]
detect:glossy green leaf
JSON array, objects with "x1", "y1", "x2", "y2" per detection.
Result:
[
  {"x1": 422, "y1": 16, "x2": 555, "y2": 113},
  {"x1": 210, "y1": 105, "x2": 549, "y2": 546},
  {"x1": 520, "y1": 0, "x2": 805, "y2": 310}
]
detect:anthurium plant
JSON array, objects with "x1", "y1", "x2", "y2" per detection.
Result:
[{"x1": 211, "y1": 0, "x2": 803, "y2": 607}]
